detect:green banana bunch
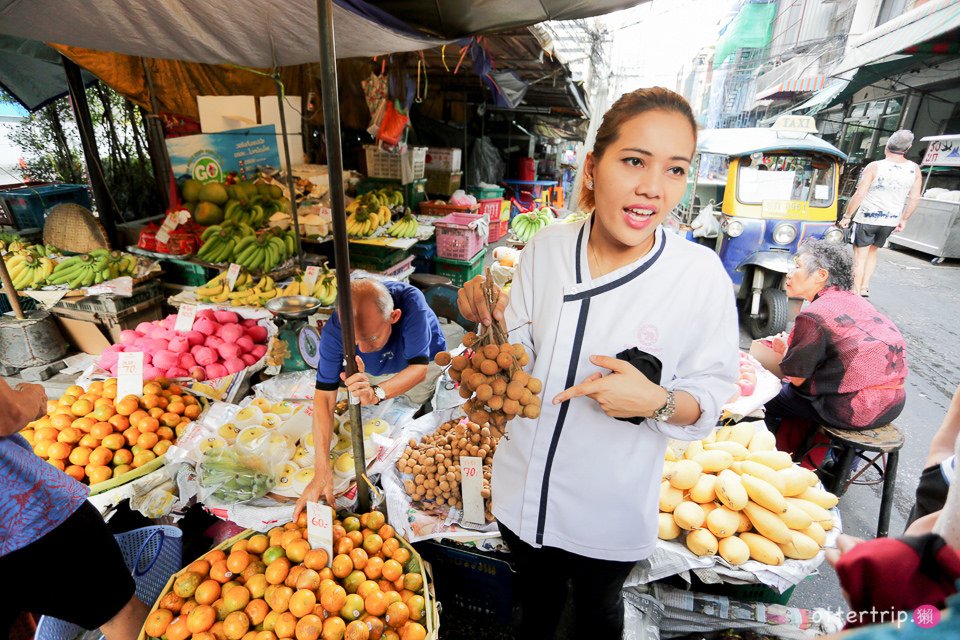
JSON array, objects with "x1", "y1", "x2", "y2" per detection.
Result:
[
  {"x1": 387, "y1": 213, "x2": 419, "y2": 238},
  {"x1": 510, "y1": 207, "x2": 553, "y2": 243}
]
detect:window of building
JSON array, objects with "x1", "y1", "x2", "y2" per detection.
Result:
[
  {"x1": 876, "y1": 0, "x2": 909, "y2": 27},
  {"x1": 841, "y1": 96, "x2": 904, "y2": 163}
]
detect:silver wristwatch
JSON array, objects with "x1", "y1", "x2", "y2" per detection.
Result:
[
  {"x1": 372, "y1": 385, "x2": 387, "y2": 404},
  {"x1": 651, "y1": 389, "x2": 676, "y2": 422}
]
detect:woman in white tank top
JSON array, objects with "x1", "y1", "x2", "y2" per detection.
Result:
[{"x1": 840, "y1": 130, "x2": 922, "y2": 296}]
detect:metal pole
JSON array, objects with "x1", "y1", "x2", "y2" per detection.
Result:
[
  {"x1": 141, "y1": 59, "x2": 171, "y2": 212},
  {"x1": 316, "y1": 0, "x2": 370, "y2": 512},
  {"x1": 62, "y1": 55, "x2": 119, "y2": 248},
  {"x1": 274, "y1": 79, "x2": 306, "y2": 271}
]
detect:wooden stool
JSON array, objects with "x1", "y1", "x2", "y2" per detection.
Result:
[{"x1": 800, "y1": 422, "x2": 904, "y2": 538}]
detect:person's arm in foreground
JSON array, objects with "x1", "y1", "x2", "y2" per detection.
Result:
[{"x1": 0, "y1": 378, "x2": 47, "y2": 436}]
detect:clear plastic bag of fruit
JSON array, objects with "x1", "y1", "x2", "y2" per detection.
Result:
[{"x1": 197, "y1": 428, "x2": 291, "y2": 505}]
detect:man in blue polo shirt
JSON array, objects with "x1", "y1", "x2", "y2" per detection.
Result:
[{"x1": 296, "y1": 278, "x2": 446, "y2": 509}]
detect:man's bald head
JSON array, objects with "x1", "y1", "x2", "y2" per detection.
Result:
[{"x1": 351, "y1": 279, "x2": 394, "y2": 320}]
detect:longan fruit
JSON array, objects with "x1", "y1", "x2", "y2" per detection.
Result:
[
  {"x1": 496, "y1": 353, "x2": 514, "y2": 370},
  {"x1": 458, "y1": 385, "x2": 472, "y2": 399},
  {"x1": 523, "y1": 404, "x2": 541, "y2": 419},
  {"x1": 480, "y1": 360, "x2": 499, "y2": 376},
  {"x1": 519, "y1": 389, "x2": 533, "y2": 406},
  {"x1": 463, "y1": 332, "x2": 479, "y2": 347},
  {"x1": 502, "y1": 399, "x2": 520, "y2": 415},
  {"x1": 469, "y1": 410, "x2": 489, "y2": 425},
  {"x1": 506, "y1": 381, "x2": 524, "y2": 401},
  {"x1": 471, "y1": 352, "x2": 485, "y2": 369},
  {"x1": 468, "y1": 373, "x2": 486, "y2": 390},
  {"x1": 513, "y1": 371, "x2": 530, "y2": 387},
  {"x1": 487, "y1": 395, "x2": 504, "y2": 411},
  {"x1": 511, "y1": 343, "x2": 525, "y2": 359},
  {"x1": 482, "y1": 344, "x2": 500, "y2": 360},
  {"x1": 434, "y1": 352, "x2": 452, "y2": 366},
  {"x1": 451, "y1": 355, "x2": 468, "y2": 371},
  {"x1": 475, "y1": 384, "x2": 493, "y2": 402},
  {"x1": 527, "y1": 378, "x2": 542, "y2": 394},
  {"x1": 491, "y1": 378, "x2": 508, "y2": 396},
  {"x1": 450, "y1": 368, "x2": 462, "y2": 382},
  {"x1": 519, "y1": 353, "x2": 530, "y2": 367}
]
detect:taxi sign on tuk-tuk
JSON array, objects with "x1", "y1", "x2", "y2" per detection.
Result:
[
  {"x1": 772, "y1": 115, "x2": 819, "y2": 134},
  {"x1": 761, "y1": 200, "x2": 810, "y2": 218}
]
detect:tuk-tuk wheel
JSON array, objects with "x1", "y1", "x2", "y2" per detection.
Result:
[{"x1": 747, "y1": 287, "x2": 788, "y2": 339}]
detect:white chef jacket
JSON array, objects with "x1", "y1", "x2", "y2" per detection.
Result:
[{"x1": 492, "y1": 218, "x2": 740, "y2": 561}]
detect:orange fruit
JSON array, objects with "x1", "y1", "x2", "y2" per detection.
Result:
[
  {"x1": 161, "y1": 412, "x2": 180, "y2": 428},
  {"x1": 78, "y1": 434, "x2": 100, "y2": 449},
  {"x1": 57, "y1": 427, "x2": 82, "y2": 444},
  {"x1": 153, "y1": 440, "x2": 172, "y2": 457},
  {"x1": 69, "y1": 446, "x2": 92, "y2": 466},
  {"x1": 65, "y1": 385, "x2": 85, "y2": 397},
  {"x1": 322, "y1": 617, "x2": 346, "y2": 640},
  {"x1": 364, "y1": 590, "x2": 388, "y2": 616},
  {"x1": 46, "y1": 441, "x2": 72, "y2": 461},
  {"x1": 265, "y1": 558, "x2": 291, "y2": 585},
  {"x1": 91, "y1": 403, "x2": 116, "y2": 422},
  {"x1": 102, "y1": 433, "x2": 126, "y2": 450},
  {"x1": 187, "y1": 604, "x2": 217, "y2": 633},
  {"x1": 113, "y1": 448, "x2": 133, "y2": 466},
  {"x1": 144, "y1": 608, "x2": 174, "y2": 638},
  {"x1": 138, "y1": 416, "x2": 160, "y2": 433},
  {"x1": 400, "y1": 622, "x2": 426, "y2": 640},
  {"x1": 113, "y1": 464, "x2": 133, "y2": 477},
  {"x1": 167, "y1": 383, "x2": 183, "y2": 395},
  {"x1": 348, "y1": 549, "x2": 369, "y2": 571},
  {"x1": 86, "y1": 465, "x2": 112, "y2": 484},
  {"x1": 137, "y1": 432, "x2": 159, "y2": 450},
  {"x1": 157, "y1": 426, "x2": 175, "y2": 441},
  {"x1": 335, "y1": 537, "x2": 354, "y2": 556},
  {"x1": 46, "y1": 400, "x2": 58, "y2": 414},
  {"x1": 247, "y1": 534, "x2": 269, "y2": 555},
  {"x1": 362, "y1": 535, "x2": 383, "y2": 557},
  {"x1": 64, "y1": 464, "x2": 85, "y2": 482},
  {"x1": 90, "y1": 421, "x2": 112, "y2": 440},
  {"x1": 168, "y1": 401, "x2": 186, "y2": 415},
  {"x1": 344, "y1": 620, "x2": 370, "y2": 640},
  {"x1": 49, "y1": 414, "x2": 72, "y2": 431},
  {"x1": 303, "y1": 548, "x2": 329, "y2": 571},
  {"x1": 347, "y1": 530, "x2": 364, "y2": 548},
  {"x1": 288, "y1": 589, "x2": 316, "y2": 618},
  {"x1": 122, "y1": 426, "x2": 140, "y2": 446},
  {"x1": 381, "y1": 538, "x2": 400, "y2": 558},
  {"x1": 186, "y1": 559, "x2": 211, "y2": 576},
  {"x1": 157, "y1": 396, "x2": 169, "y2": 410},
  {"x1": 286, "y1": 539, "x2": 310, "y2": 564},
  {"x1": 245, "y1": 598, "x2": 270, "y2": 626},
  {"x1": 295, "y1": 613, "x2": 323, "y2": 640},
  {"x1": 331, "y1": 555, "x2": 354, "y2": 579},
  {"x1": 363, "y1": 557, "x2": 384, "y2": 580},
  {"x1": 58, "y1": 394, "x2": 78, "y2": 407},
  {"x1": 402, "y1": 573, "x2": 423, "y2": 593},
  {"x1": 94, "y1": 397, "x2": 114, "y2": 409},
  {"x1": 227, "y1": 550, "x2": 251, "y2": 574},
  {"x1": 165, "y1": 614, "x2": 191, "y2": 640},
  {"x1": 129, "y1": 409, "x2": 149, "y2": 428},
  {"x1": 381, "y1": 560, "x2": 403, "y2": 583},
  {"x1": 143, "y1": 381, "x2": 163, "y2": 396},
  {"x1": 142, "y1": 394, "x2": 161, "y2": 410},
  {"x1": 35, "y1": 426, "x2": 59, "y2": 441},
  {"x1": 406, "y1": 595, "x2": 425, "y2": 622},
  {"x1": 273, "y1": 612, "x2": 296, "y2": 640},
  {"x1": 384, "y1": 602, "x2": 409, "y2": 629},
  {"x1": 133, "y1": 450, "x2": 156, "y2": 468},
  {"x1": 158, "y1": 592, "x2": 185, "y2": 613},
  {"x1": 47, "y1": 459, "x2": 65, "y2": 471},
  {"x1": 205, "y1": 549, "x2": 227, "y2": 565},
  {"x1": 391, "y1": 547, "x2": 410, "y2": 566},
  {"x1": 116, "y1": 396, "x2": 140, "y2": 416},
  {"x1": 320, "y1": 585, "x2": 347, "y2": 613},
  {"x1": 108, "y1": 414, "x2": 129, "y2": 431},
  {"x1": 195, "y1": 579, "x2": 221, "y2": 605},
  {"x1": 210, "y1": 559, "x2": 234, "y2": 584},
  {"x1": 70, "y1": 399, "x2": 93, "y2": 416},
  {"x1": 71, "y1": 417, "x2": 96, "y2": 433},
  {"x1": 185, "y1": 404, "x2": 202, "y2": 419},
  {"x1": 32, "y1": 440, "x2": 51, "y2": 458}
]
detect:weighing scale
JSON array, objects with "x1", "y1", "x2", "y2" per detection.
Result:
[{"x1": 265, "y1": 296, "x2": 324, "y2": 372}]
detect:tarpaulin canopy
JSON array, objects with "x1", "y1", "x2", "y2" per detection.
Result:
[
  {"x1": 365, "y1": 0, "x2": 648, "y2": 38},
  {"x1": 0, "y1": 35, "x2": 96, "y2": 111},
  {"x1": 0, "y1": 1, "x2": 450, "y2": 68}
]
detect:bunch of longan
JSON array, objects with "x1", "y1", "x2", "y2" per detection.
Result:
[
  {"x1": 434, "y1": 331, "x2": 542, "y2": 429},
  {"x1": 396, "y1": 419, "x2": 497, "y2": 522}
]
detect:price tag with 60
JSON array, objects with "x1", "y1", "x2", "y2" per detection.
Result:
[{"x1": 306, "y1": 501, "x2": 334, "y2": 565}]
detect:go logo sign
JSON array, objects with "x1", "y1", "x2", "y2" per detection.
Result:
[{"x1": 191, "y1": 154, "x2": 222, "y2": 182}]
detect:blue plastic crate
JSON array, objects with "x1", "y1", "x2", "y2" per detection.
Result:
[
  {"x1": 35, "y1": 525, "x2": 182, "y2": 640},
  {"x1": 0, "y1": 184, "x2": 92, "y2": 230}
]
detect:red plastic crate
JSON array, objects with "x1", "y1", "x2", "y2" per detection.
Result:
[
  {"x1": 419, "y1": 201, "x2": 479, "y2": 217},
  {"x1": 488, "y1": 218, "x2": 508, "y2": 243},
  {"x1": 477, "y1": 198, "x2": 503, "y2": 222},
  {"x1": 435, "y1": 212, "x2": 487, "y2": 260}
]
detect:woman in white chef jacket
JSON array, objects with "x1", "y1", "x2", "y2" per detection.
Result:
[{"x1": 459, "y1": 88, "x2": 740, "y2": 639}]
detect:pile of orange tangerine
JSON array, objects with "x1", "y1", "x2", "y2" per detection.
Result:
[
  {"x1": 144, "y1": 510, "x2": 429, "y2": 640},
  {"x1": 19, "y1": 378, "x2": 199, "y2": 486}
]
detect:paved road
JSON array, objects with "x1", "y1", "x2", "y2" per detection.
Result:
[{"x1": 774, "y1": 245, "x2": 960, "y2": 615}]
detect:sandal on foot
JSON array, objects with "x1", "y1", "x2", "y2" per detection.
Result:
[{"x1": 861, "y1": 288, "x2": 869, "y2": 297}]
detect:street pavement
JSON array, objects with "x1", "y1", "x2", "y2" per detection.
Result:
[{"x1": 750, "y1": 245, "x2": 960, "y2": 616}]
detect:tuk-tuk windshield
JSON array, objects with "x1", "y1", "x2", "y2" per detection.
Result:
[{"x1": 737, "y1": 154, "x2": 835, "y2": 208}]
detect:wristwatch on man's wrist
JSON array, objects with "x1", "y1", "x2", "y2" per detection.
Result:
[
  {"x1": 372, "y1": 385, "x2": 387, "y2": 404},
  {"x1": 651, "y1": 388, "x2": 676, "y2": 422}
]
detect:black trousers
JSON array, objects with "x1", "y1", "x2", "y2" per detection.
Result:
[
  {"x1": 906, "y1": 464, "x2": 951, "y2": 529},
  {"x1": 498, "y1": 522, "x2": 636, "y2": 640}
]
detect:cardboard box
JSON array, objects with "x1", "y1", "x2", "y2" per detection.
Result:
[{"x1": 750, "y1": 339, "x2": 784, "y2": 379}]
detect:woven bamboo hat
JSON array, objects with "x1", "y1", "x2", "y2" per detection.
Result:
[{"x1": 43, "y1": 203, "x2": 110, "y2": 253}]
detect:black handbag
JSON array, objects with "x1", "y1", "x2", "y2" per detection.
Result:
[{"x1": 614, "y1": 347, "x2": 663, "y2": 425}]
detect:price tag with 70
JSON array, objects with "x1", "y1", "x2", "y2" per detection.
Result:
[
  {"x1": 116, "y1": 352, "x2": 144, "y2": 400},
  {"x1": 175, "y1": 303, "x2": 198, "y2": 332},
  {"x1": 460, "y1": 455, "x2": 485, "y2": 526},
  {"x1": 226, "y1": 263, "x2": 242, "y2": 291}
]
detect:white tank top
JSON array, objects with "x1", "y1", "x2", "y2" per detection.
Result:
[{"x1": 854, "y1": 159, "x2": 917, "y2": 227}]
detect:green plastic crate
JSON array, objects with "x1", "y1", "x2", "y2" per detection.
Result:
[
  {"x1": 433, "y1": 249, "x2": 486, "y2": 287},
  {"x1": 356, "y1": 177, "x2": 427, "y2": 212},
  {"x1": 695, "y1": 581, "x2": 796, "y2": 605},
  {"x1": 349, "y1": 243, "x2": 406, "y2": 272},
  {"x1": 159, "y1": 257, "x2": 221, "y2": 287},
  {"x1": 468, "y1": 185, "x2": 505, "y2": 200}
]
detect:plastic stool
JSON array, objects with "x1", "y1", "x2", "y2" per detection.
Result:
[{"x1": 800, "y1": 423, "x2": 903, "y2": 538}]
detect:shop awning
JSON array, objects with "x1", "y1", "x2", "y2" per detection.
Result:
[
  {"x1": 831, "y1": 0, "x2": 960, "y2": 75},
  {"x1": 0, "y1": 35, "x2": 97, "y2": 112},
  {"x1": 755, "y1": 75, "x2": 826, "y2": 100}
]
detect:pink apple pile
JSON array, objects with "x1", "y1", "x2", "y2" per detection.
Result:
[
  {"x1": 737, "y1": 352, "x2": 758, "y2": 397},
  {"x1": 98, "y1": 310, "x2": 269, "y2": 382}
]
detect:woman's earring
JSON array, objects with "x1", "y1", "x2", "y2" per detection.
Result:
[{"x1": 586, "y1": 178, "x2": 594, "y2": 190}]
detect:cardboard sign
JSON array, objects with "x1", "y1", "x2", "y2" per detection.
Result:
[
  {"x1": 226, "y1": 263, "x2": 242, "y2": 291},
  {"x1": 459, "y1": 455, "x2": 484, "y2": 526},
  {"x1": 116, "y1": 352, "x2": 144, "y2": 399},
  {"x1": 306, "y1": 501, "x2": 334, "y2": 565},
  {"x1": 303, "y1": 266, "x2": 321, "y2": 295},
  {"x1": 175, "y1": 304, "x2": 198, "y2": 332}
]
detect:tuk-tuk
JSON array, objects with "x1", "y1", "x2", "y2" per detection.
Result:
[{"x1": 690, "y1": 116, "x2": 847, "y2": 338}]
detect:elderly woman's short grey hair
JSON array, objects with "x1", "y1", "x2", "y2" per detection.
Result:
[
  {"x1": 352, "y1": 279, "x2": 394, "y2": 319},
  {"x1": 798, "y1": 239, "x2": 854, "y2": 290}
]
